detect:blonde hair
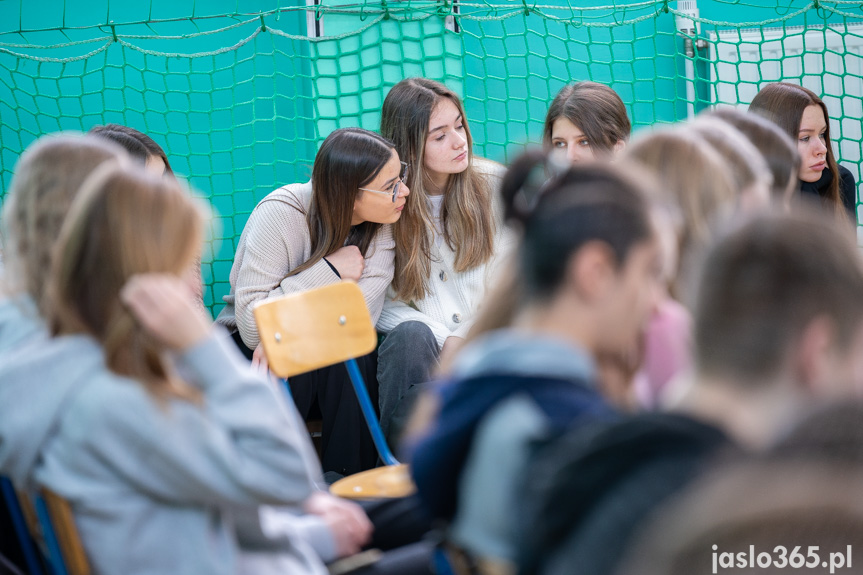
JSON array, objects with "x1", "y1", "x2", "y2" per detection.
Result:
[
  {"x1": 626, "y1": 128, "x2": 736, "y2": 249},
  {"x1": 49, "y1": 162, "x2": 204, "y2": 400},
  {"x1": 381, "y1": 78, "x2": 496, "y2": 302},
  {"x1": 689, "y1": 116, "x2": 772, "y2": 209},
  {"x1": 1, "y1": 134, "x2": 124, "y2": 313},
  {"x1": 625, "y1": 128, "x2": 736, "y2": 301}
]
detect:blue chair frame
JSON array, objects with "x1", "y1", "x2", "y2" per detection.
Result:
[
  {"x1": 32, "y1": 494, "x2": 69, "y2": 575},
  {"x1": 0, "y1": 476, "x2": 44, "y2": 575},
  {"x1": 344, "y1": 358, "x2": 398, "y2": 466}
]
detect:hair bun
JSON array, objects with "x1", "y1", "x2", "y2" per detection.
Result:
[{"x1": 501, "y1": 150, "x2": 570, "y2": 224}]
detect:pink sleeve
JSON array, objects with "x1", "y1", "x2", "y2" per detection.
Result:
[{"x1": 636, "y1": 298, "x2": 693, "y2": 408}]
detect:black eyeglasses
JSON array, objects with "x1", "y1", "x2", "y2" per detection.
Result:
[{"x1": 359, "y1": 161, "x2": 410, "y2": 203}]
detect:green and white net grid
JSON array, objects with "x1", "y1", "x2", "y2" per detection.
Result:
[{"x1": 1, "y1": 0, "x2": 861, "y2": 314}]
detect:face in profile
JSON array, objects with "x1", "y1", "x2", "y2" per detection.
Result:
[
  {"x1": 797, "y1": 104, "x2": 829, "y2": 183},
  {"x1": 600, "y1": 231, "x2": 664, "y2": 353},
  {"x1": 423, "y1": 98, "x2": 470, "y2": 183},
  {"x1": 353, "y1": 150, "x2": 410, "y2": 225}
]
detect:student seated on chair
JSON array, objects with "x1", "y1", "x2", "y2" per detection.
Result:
[
  {"x1": 0, "y1": 162, "x2": 373, "y2": 574},
  {"x1": 0, "y1": 133, "x2": 126, "y2": 356},
  {"x1": 375, "y1": 78, "x2": 514, "y2": 446},
  {"x1": 88, "y1": 122, "x2": 207, "y2": 310},
  {"x1": 407, "y1": 153, "x2": 666, "y2": 572},
  {"x1": 517, "y1": 206, "x2": 863, "y2": 575},
  {"x1": 216, "y1": 127, "x2": 407, "y2": 476}
]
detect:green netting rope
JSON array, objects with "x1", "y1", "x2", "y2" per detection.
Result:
[{"x1": 1, "y1": 0, "x2": 861, "y2": 314}]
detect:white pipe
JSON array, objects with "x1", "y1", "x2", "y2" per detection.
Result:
[
  {"x1": 685, "y1": 44, "x2": 696, "y2": 118},
  {"x1": 676, "y1": 1, "x2": 700, "y2": 118}
]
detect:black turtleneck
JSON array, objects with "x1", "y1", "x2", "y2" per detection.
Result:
[{"x1": 799, "y1": 164, "x2": 857, "y2": 222}]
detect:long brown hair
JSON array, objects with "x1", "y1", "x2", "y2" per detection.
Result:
[
  {"x1": 626, "y1": 128, "x2": 736, "y2": 249},
  {"x1": 49, "y1": 162, "x2": 204, "y2": 400},
  {"x1": 381, "y1": 78, "x2": 496, "y2": 302},
  {"x1": 1, "y1": 134, "x2": 124, "y2": 313},
  {"x1": 286, "y1": 127, "x2": 395, "y2": 277},
  {"x1": 543, "y1": 81, "x2": 631, "y2": 154},
  {"x1": 690, "y1": 117, "x2": 770, "y2": 193},
  {"x1": 749, "y1": 82, "x2": 842, "y2": 217}
]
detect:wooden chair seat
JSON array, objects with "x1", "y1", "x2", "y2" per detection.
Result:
[{"x1": 329, "y1": 464, "x2": 415, "y2": 499}]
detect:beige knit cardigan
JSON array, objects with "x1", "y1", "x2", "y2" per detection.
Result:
[{"x1": 216, "y1": 182, "x2": 395, "y2": 349}]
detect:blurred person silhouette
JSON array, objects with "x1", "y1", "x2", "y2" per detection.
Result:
[
  {"x1": 518, "y1": 204, "x2": 863, "y2": 575},
  {"x1": 617, "y1": 460, "x2": 863, "y2": 575},
  {"x1": 407, "y1": 152, "x2": 667, "y2": 573},
  {"x1": 0, "y1": 133, "x2": 125, "y2": 354},
  {"x1": 708, "y1": 107, "x2": 801, "y2": 208}
]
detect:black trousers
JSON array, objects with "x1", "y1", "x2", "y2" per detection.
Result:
[{"x1": 230, "y1": 331, "x2": 380, "y2": 476}]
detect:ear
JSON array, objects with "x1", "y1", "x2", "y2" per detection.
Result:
[
  {"x1": 612, "y1": 139, "x2": 627, "y2": 155},
  {"x1": 793, "y1": 315, "x2": 837, "y2": 395},
  {"x1": 565, "y1": 241, "x2": 616, "y2": 303}
]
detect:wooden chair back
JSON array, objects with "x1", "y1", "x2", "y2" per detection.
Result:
[
  {"x1": 254, "y1": 281, "x2": 416, "y2": 497},
  {"x1": 254, "y1": 281, "x2": 377, "y2": 379}
]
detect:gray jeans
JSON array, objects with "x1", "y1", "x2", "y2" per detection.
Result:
[{"x1": 377, "y1": 321, "x2": 440, "y2": 445}]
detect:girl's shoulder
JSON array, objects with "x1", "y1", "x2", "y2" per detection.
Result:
[
  {"x1": 838, "y1": 163, "x2": 857, "y2": 186},
  {"x1": 257, "y1": 181, "x2": 313, "y2": 210},
  {"x1": 246, "y1": 181, "x2": 313, "y2": 227},
  {"x1": 472, "y1": 156, "x2": 507, "y2": 181}
]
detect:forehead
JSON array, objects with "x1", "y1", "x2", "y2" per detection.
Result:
[
  {"x1": 429, "y1": 98, "x2": 461, "y2": 128},
  {"x1": 799, "y1": 105, "x2": 826, "y2": 131},
  {"x1": 367, "y1": 149, "x2": 400, "y2": 183},
  {"x1": 551, "y1": 117, "x2": 585, "y2": 137}
]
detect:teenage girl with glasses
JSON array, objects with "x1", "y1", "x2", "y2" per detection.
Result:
[{"x1": 217, "y1": 127, "x2": 409, "y2": 476}]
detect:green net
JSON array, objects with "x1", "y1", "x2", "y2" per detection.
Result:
[{"x1": 1, "y1": 0, "x2": 861, "y2": 315}]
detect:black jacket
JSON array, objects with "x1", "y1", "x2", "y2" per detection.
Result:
[
  {"x1": 799, "y1": 164, "x2": 857, "y2": 222},
  {"x1": 517, "y1": 413, "x2": 735, "y2": 575}
]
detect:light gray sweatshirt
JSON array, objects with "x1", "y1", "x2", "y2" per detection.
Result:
[
  {"x1": 0, "y1": 294, "x2": 46, "y2": 354},
  {"x1": 0, "y1": 327, "x2": 334, "y2": 575}
]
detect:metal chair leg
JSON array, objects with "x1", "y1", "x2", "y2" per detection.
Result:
[{"x1": 344, "y1": 358, "x2": 398, "y2": 466}]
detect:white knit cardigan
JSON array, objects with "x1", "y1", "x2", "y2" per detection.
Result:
[{"x1": 375, "y1": 158, "x2": 514, "y2": 348}]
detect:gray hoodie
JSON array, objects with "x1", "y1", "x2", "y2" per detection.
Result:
[
  {"x1": 446, "y1": 330, "x2": 598, "y2": 563},
  {"x1": 0, "y1": 328, "x2": 332, "y2": 575},
  {"x1": 0, "y1": 294, "x2": 46, "y2": 354}
]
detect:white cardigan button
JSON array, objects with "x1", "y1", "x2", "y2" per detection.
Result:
[
  {"x1": 452, "y1": 313, "x2": 462, "y2": 323},
  {"x1": 439, "y1": 271, "x2": 448, "y2": 282}
]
